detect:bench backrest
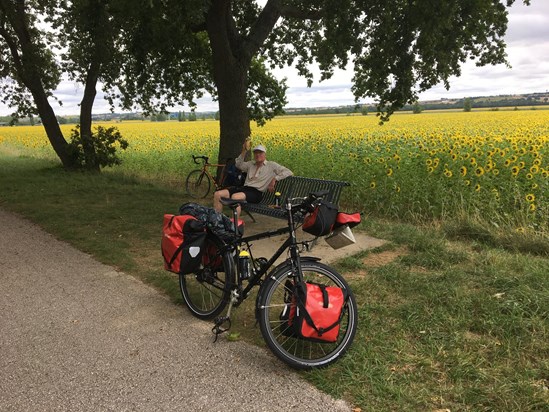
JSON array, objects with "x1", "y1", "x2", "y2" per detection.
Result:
[{"x1": 262, "y1": 176, "x2": 349, "y2": 206}]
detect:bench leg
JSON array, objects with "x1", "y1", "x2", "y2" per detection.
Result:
[{"x1": 243, "y1": 209, "x2": 256, "y2": 223}]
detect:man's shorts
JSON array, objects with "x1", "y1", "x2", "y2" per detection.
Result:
[{"x1": 227, "y1": 186, "x2": 263, "y2": 203}]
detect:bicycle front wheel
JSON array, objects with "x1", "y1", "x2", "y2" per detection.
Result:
[
  {"x1": 185, "y1": 169, "x2": 211, "y2": 198},
  {"x1": 179, "y1": 236, "x2": 233, "y2": 319},
  {"x1": 258, "y1": 261, "x2": 358, "y2": 370}
]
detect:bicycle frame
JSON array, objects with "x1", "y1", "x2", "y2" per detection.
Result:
[
  {"x1": 193, "y1": 155, "x2": 226, "y2": 189},
  {"x1": 190, "y1": 190, "x2": 357, "y2": 368},
  {"x1": 222, "y1": 198, "x2": 306, "y2": 306}
]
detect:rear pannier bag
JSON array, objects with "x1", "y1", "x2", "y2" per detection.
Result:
[
  {"x1": 302, "y1": 200, "x2": 338, "y2": 237},
  {"x1": 280, "y1": 281, "x2": 347, "y2": 343},
  {"x1": 162, "y1": 214, "x2": 207, "y2": 274}
]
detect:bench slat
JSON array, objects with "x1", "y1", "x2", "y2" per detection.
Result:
[{"x1": 241, "y1": 176, "x2": 349, "y2": 221}]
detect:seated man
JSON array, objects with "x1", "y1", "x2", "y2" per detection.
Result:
[{"x1": 213, "y1": 141, "x2": 293, "y2": 219}]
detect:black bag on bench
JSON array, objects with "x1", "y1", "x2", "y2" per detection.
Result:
[
  {"x1": 302, "y1": 200, "x2": 338, "y2": 236},
  {"x1": 222, "y1": 159, "x2": 246, "y2": 187}
]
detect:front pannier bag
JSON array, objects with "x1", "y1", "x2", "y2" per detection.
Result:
[
  {"x1": 281, "y1": 281, "x2": 347, "y2": 343},
  {"x1": 302, "y1": 200, "x2": 338, "y2": 237},
  {"x1": 162, "y1": 214, "x2": 207, "y2": 275}
]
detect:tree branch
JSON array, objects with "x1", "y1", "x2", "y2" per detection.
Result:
[
  {"x1": 243, "y1": 0, "x2": 282, "y2": 59},
  {"x1": 279, "y1": 5, "x2": 324, "y2": 20},
  {"x1": 244, "y1": 0, "x2": 324, "y2": 59},
  {"x1": 0, "y1": 21, "x2": 24, "y2": 79}
]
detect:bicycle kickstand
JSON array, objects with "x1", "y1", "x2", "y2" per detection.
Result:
[
  {"x1": 212, "y1": 289, "x2": 239, "y2": 342},
  {"x1": 212, "y1": 316, "x2": 231, "y2": 343}
]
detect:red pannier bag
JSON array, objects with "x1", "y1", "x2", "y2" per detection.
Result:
[
  {"x1": 333, "y1": 212, "x2": 361, "y2": 229},
  {"x1": 161, "y1": 214, "x2": 207, "y2": 274},
  {"x1": 280, "y1": 281, "x2": 347, "y2": 343}
]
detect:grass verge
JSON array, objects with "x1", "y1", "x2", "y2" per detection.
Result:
[{"x1": 1, "y1": 154, "x2": 548, "y2": 411}]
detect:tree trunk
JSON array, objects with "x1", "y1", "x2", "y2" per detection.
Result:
[
  {"x1": 215, "y1": 64, "x2": 251, "y2": 164},
  {"x1": 206, "y1": 0, "x2": 251, "y2": 167},
  {"x1": 27, "y1": 78, "x2": 76, "y2": 169},
  {"x1": 79, "y1": 62, "x2": 101, "y2": 172}
]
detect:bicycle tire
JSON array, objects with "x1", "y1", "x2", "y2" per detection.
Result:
[
  {"x1": 185, "y1": 169, "x2": 211, "y2": 199},
  {"x1": 179, "y1": 236, "x2": 233, "y2": 319},
  {"x1": 258, "y1": 261, "x2": 357, "y2": 370}
]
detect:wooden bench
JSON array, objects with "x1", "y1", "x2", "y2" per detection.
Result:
[{"x1": 242, "y1": 176, "x2": 350, "y2": 222}]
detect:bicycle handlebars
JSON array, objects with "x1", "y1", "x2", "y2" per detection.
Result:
[
  {"x1": 288, "y1": 189, "x2": 330, "y2": 215},
  {"x1": 192, "y1": 155, "x2": 209, "y2": 164}
]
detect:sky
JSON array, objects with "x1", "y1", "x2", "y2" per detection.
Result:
[{"x1": 1, "y1": 1, "x2": 548, "y2": 116}]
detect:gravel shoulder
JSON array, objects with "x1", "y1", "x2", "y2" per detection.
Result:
[{"x1": 0, "y1": 208, "x2": 351, "y2": 411}]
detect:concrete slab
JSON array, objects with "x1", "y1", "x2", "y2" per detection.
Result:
[{"x1": 238, "y1": 214, "x2": 386, "y2": 265}]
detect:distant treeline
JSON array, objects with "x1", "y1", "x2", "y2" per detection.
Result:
[
  {"x1": 0, "y1": 111, "x2": 219, "y2": 126},
  {"x1": 1, "y1": 93, "x2": 547, "y2": 125},
  {"x1": 286, "y1": 93, "x2": 549, "y2": 116}
]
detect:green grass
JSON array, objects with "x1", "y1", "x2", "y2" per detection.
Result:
[{"x1": 1, "y1": 154, "x2": 548, "y2": 411}]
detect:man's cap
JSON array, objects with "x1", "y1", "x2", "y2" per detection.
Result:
[{"x1": 252, "y1": 144, "x2": 267, "y2": 153}]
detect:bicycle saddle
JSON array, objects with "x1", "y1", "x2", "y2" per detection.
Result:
[{"x1": 220, "y1": 197, "x2": 248, "y2": 207}]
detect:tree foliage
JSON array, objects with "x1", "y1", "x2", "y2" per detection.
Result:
[
  {"x1": 463, "y1": 97, "x2": 473, "y2": 112},
  {"x1": 0, "y1": 0, "x2": 61, "y2": 118},
  {"x1": 0, "y1": 0, "x2": 531, "y2": 165},
  {"x1": 67, "y1": 125, "x2": 129, "y2": 168},
  {"x1": 108, "y1": 0, "x2": 529, "y2": 161}
]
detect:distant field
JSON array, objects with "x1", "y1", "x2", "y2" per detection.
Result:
[{"x1": 1, "y1": 109, "x2": 547, "y2": 231}]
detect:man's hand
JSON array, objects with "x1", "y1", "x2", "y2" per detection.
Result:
[
  {"x1": 241, "y1": 139, "x2": 251, "y2": 158},
  {"x1": 267, "y1": 178, "x2": 276, "y2": 192}
]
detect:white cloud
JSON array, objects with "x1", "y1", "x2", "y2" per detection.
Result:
[
  {"x1": 417, "y1": 1, "x2": 549, "y2": 101},
  {"x1": 1, "y1": 1, "x2": 548, "y2": 116}
]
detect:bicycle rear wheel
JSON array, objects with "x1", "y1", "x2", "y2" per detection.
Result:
[
  {"x1": 179, "y1": 236, "x2": 233, "y2": 319},
  {"x1": 185, "y1": 169, "x2": 211, "y2": 199},
  {"x1": 258, "y1": 261, "x2": 357, "y2": 370}
]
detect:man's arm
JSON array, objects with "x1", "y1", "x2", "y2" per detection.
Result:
[
  {"x1": 267, "y1": 162, "x2": 293, "y2": 192},
  {"x1": 273, "y1": 163, "x2": 293, "y2": 181},
  {"x1": 235, "y1": 141, "x2": 251, "y2": 172}
]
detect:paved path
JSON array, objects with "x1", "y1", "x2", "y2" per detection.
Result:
[{"x1": 0, "y1": 208, "x2": 353, "y2": 411}]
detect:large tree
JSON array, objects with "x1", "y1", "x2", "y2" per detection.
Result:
[
  {"x1": 112, "y1": 0, "x2": 529, "y2": 163},
  {"x1": 0, "y1": 0, "x2": 71, "y2": 166},
  {"x1": 0, "y1": 0, "x2": 127, "y2": 171},
  {"x1": 1, "y1": 1, "x2": 530, "y2": 167}
]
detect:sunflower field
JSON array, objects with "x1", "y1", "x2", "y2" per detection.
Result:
[{"x1": 1, "y1": 109, "x2": 547, "y2": 231}]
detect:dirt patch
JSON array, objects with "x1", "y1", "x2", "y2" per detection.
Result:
[{"x1": 362, "y1": 247, "x2": 408, "y2": 268}]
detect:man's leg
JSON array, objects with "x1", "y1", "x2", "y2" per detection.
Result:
[
  {"x1": 213, "y1": 189, "x2": 230, "y2": 212},
  {"x1": 230, "y1": 191, "x2": 247, "y2": 220}
]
